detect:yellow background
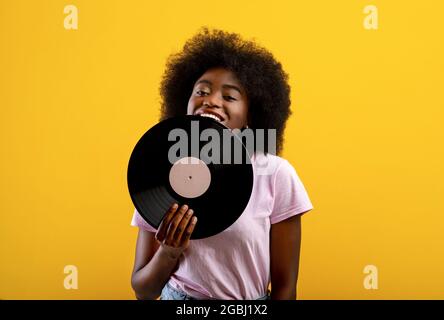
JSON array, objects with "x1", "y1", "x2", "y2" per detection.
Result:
[{"x1": 1, "y1": 0, "x2": 443, "y2": 299}]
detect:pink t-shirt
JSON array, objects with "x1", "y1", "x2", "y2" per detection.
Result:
[{"x1": 130, "y1": 151, "x2": 314, "y2": 300}]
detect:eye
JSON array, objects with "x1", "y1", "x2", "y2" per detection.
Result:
[
  {"x1": 196, "y1": 90, "x2": 208, "y2": 96},
  {"x1": 224, "y1": 96, "x2": 236, "y2": 101}
]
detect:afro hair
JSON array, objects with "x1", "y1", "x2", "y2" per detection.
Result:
[{"x1": 159, "y1": 27, "x2": 292, "y2": 155}]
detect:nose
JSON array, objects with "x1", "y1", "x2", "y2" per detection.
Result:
[{"x1": 203, "y1": 92, "x2": 223, "y2": 108}]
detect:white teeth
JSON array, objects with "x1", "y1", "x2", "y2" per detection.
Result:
[{"x1": 200, "y1": 113, "x2": 222, "y2": 122}]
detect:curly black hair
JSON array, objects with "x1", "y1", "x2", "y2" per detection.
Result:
[{"x1": 159, "y1": 27, "x2": 292, "y2": 155}]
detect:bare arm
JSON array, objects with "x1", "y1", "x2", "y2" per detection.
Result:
[
  {"x1": 270, "y1": 213, "x2": 307, "y2": 300},
  {"x1": 131, "y1": 204, "x2": 197, "y2": 300},
  {"x1": 131, "y1": 230, "x2": 177, "y2": 300}
]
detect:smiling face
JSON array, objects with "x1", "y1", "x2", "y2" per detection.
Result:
[{"x1": 187, "y1": 67, "x2": 249, "y2": 130}]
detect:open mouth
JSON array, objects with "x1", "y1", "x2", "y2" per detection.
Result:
[
  {"x1": 194, "y1": 109, "x2": 225, "y2": 122},
  {"x1": 199, "y1": 113, "x2": 223, "y2": 122}
]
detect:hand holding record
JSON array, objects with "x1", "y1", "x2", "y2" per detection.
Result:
[{"x1": 155, "y1": 203, "x2": 198, "y2": 260}]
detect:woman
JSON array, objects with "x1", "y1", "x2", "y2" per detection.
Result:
[{"x1": 130, "y1": 27, "x2": 314, "y2": 300}]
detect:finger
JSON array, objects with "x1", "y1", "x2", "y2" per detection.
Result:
[
  {"x1": 181, "y1": 216, "x2": 198, "y2": 248},
  {"x1": 155, "y1": 203, "x2": 179, "y2": 242},
  {"x1": 172, "y1": 208, "x2": 194, "y2": 247},
  {"x1": 156, "y1": 203, "x2": 178, "y2": 241},
  {"x1": 165, "y1": 204, "x2": 188, "y2": 245}
]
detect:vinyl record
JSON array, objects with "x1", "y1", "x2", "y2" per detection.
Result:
[{"x1": 127, "y1": 115, "x2": 254, "y2": 239}]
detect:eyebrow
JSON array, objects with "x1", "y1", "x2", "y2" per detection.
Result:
[{"x1": 195, "y1": 79, "x2": 243, "y2": 95}]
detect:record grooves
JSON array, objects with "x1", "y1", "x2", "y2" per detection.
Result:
[{"x1": 127, "y1": 115, "x2": 253, "y2": 239}]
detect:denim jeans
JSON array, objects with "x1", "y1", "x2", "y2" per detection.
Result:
[{"x1": 160, "y1": 282, "x2": 271, "y2": 300}]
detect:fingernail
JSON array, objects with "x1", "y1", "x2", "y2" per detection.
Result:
[
  {"x1": 188, "y1": 209, "x2": 193, "y2": 215},
  {"x1": 192, "y1": 217, "x2": 197, "y2": 223},
  {"x1": 172, "y1": 203, "x2": 178, "y2": 209}
]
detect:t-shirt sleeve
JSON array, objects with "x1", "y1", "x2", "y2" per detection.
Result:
[
  {"x1": 270, "y1": 159, "x2": 314, "y2": 224},
  {"x1": 130, "y1": 208, "x2": 158, "y2": 233}
]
